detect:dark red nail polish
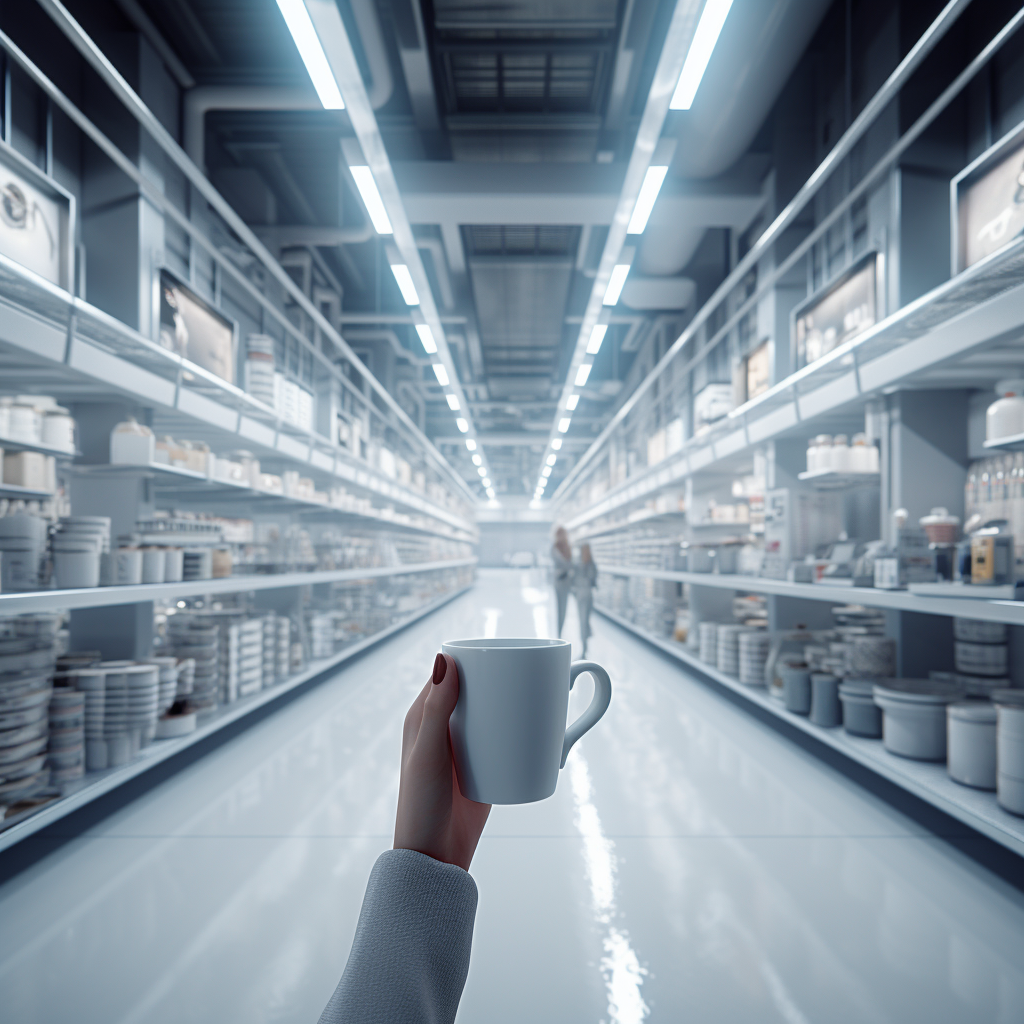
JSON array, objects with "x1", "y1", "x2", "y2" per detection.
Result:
[{"x1": 432, "y1": 653, "x2": 445, "y2": 684}]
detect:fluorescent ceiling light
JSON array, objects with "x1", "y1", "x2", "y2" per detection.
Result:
[
  {"x1": 542, "y1": 466, "x2": 552, "y2": 478},
  {"x1": 670, "y1": 0, "x2": 734, "y2": 110},
  {"x1": 432, "y1": 363, "x2": 449, "y2": 386},
  {"x1": 558, "y1": 417, "x2": 571, "y2": 433},
  {"x1": 466, "y1": 439, "x2": 477, "y2": 451},
  {"x1": 486, "y1": 487, "x2": 496, "y2": 498},
  {"x1": 349, "y1": 166, "x2": 392, "y2": 234},
  {"x1": 603, "y1": 264, "x2": 631, "y2": 306},
  {"x1": 478, "y1": 467, "x2": 487, "y2": 477},
  {"x1": 566, "y1": 394, "x2": 580, "y2": 411},
  {"x1": 575, "y1": 363, "x2": 592, "y2": 387},
  {"x1": 546, "y1": 454, "x2": 557, "y2": 466},
  {"x1": 472, "y1": 454, "x2": 482, "y2": 466},
  {"x1": 482, "y1": 478, "x2": 491, "y2": 488},
  {"x1": 276, "y1": 0, "x2": 344, "y2": 109},
  {"x1": 446, "y1": 394, "x2": 460, "y2": 410},
  {"x1": 627, "y1": 165, "x2": 669, "y2": 234},
  {"x1": 390, "y1": 264, "x2": 419, "y2": 305},
  {"x1": 586, "y1": 323, "x2": 608, "y2": 355},
  {"x1": 550, "y1": 438, "x2": 562, "y2": 450},
  {"x1": 415, "y1": 324, "x2": 437, "y2": 354},
  {"x1": 456, "y1": 418, "x2": 469, "y2": 433}
]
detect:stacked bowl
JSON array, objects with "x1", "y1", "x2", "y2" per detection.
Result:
[
  {"x1": 124, "y1": 664, "x2": 160, "y2": 750},
  {"x1": 0, "y1": 614, "x2": 59, "y2": 803},
  {"x1": 698, "y1": 622, "x2": 718, "y2": 665},
  {"x1": 51, "y1": 516, "x2": 110, "y2": 590},
  {"x1": 994, "y1": 690, "x2": 1024, "y2": 816},
  {"x1": 167, "y1": 621, "x2": 219, "y2": 716},
  {"x1": 738, "y1": 630, "x2": 770, "y2": 686},
  {"x1": 98, "y1": 662, "x2": 132, "y2": 767},
  {"x1": 716, "y1": 625, "x2": 746, "y2": 677},
  {"x1": 47, "y1": 689, "x2": 85, "y2": 784}
]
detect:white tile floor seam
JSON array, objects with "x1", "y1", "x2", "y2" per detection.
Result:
[{"x1": 1, "y1": 568, "x2": 1023, "y2": 1023}]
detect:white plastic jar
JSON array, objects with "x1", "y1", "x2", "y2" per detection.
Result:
[
  {"x1": 986, "y1": 379, "x2": 1024, "y2": 441},
  {"x1": 831, "y1": 434, "x2": 851, "y2": 473}
]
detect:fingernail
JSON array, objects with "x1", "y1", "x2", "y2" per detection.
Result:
[{"x1": 432, "y1": 653, "x2": 445, "y2": 685}]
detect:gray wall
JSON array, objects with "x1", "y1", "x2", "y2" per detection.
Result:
[{"x1": 478, "y1": 522, "x2": 553, "y2": 567}]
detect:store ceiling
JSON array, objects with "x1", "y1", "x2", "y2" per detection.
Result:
[{"x1": 86, "y1": 0, "x2": 815, "y2": 499}]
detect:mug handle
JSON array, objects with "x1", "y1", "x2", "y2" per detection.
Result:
[{"x1": 561, "y1": 661, "x2": 612, "y2": 768}]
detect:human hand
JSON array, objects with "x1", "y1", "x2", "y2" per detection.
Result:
[{"x1": 394, "y1": 652, "x2": 491, "y2": 871}]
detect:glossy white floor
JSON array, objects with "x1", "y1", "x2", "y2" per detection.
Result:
[{"x1": 1, "y1": 569, "x2": 1024, "y2": 1023}]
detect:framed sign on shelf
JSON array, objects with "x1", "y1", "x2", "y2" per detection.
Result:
[
  {"x1": 157, "y1": 268, "x2": 238, "y2": 386},
  {"x1": 952, "y1": 117, "x2": 1024, "y2": 274},
  {"x1": 791, "y1": 250, "x2": 881, "y2": 371},
  {"x1": 0, "y1": 140, "x2": 75, "y2": 291}
]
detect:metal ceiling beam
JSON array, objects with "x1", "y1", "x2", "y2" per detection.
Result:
[{"x1": 305, "y1": 0, "x2": 491, "y2": 495}]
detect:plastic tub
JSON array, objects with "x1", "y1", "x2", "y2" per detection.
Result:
[
  {"x1": 873, "y1": 679, "x2": 965, "y2": 761},
  {"x1": 810, "y1": 673, "x2": 841, "y2": 727},
  {"x1": 839, "y1": 679, "x2": 883, "y2": 737},
  {"x1": 954, "y1": 640, "x2": 1008, "y2": 677},
  {"x1": 947, "y1": 702, "x2": 997, "y2": 790},
  {"x1": 953, "y1": 618, "x2": 1007, "y2": 644},
  {"x1": 780, "y1": 662, "x2": 811, "y2": 714}
]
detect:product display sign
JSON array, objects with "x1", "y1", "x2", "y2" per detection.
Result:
[
  {"x1": 953, "y1": 122, "x2": 1024, "y2": 272},
  {"x1": 0, "y1": 141, "x2": 74, "y2": 290},
  {"x1": 792, "y1": 252, "x2": 879, "y2": 370},
  {"x1": 158, "y1": 269, "x2": 237, "y2": 385}
]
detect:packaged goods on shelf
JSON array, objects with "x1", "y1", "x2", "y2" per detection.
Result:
[
  {"x1": 965, "y1": 453, "x2": 1024, "y2": 562},
  {"x1": 985, "y1": 380, "x2": 1024, "y2": 442}
]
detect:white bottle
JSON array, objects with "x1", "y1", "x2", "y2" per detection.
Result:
[
  {"x1": 986, "y1": 379, "x2": 1024, "y2": 441},
  {"x1": 831, "y1": 434, "x2": 851, "y2": 473}
]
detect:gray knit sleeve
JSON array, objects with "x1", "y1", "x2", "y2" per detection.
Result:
[{"x1": 318, "y1": 848, "x2": 479, "y2": 1024}]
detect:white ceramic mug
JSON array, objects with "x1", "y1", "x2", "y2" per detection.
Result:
[{"x1": 442, "y1": 637, "x2": 612, "y2": 804}]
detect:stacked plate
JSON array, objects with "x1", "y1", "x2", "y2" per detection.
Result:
[
  {"x1": 244, "y1": 335, "x2": 276, "y2": 406},
  {"x1": 0, "y1": 676, "x2": 52, "y2": 803},
  {"x1": 953, "y1": 619, "x2": 1007, "y2": 695},
  {"x1": 125, "y1": 664, "x2": 160, "y2": 750},
  {"x1": 167, "y1": 621, "x2": 219, "y2": 716},
  {"x1": 698, "y1": 622, "x2": 718, "y2": 665},
  {"x1": 175, "y1": 657, "x2": 195, "y2": 701},
  {"x1": 738, "y1": 630, "x2": 771, "y2": 686},
  {"x1": 311, "y1": 612, "x2": 337, "y2": 660},
  {"x1": 60, "y1": 667, "x2": 107, "y2": 771},
  {"x1": 276, "y1": 617, "x2": 291, "y2": 682},
  {"x1": 0, "y1": 615, "x2": 60, "y2": 803},
  {"x1": 98, "y1": 661, "x2": 133, "y2": 767},
  {"x1": 145, "y1": 656, "x2": 180, "y2": 715},
  {"x1": 47, "y1": 689, "x2": 85, "y2": 784},
  {"x1": 717, "y1": 625, "x2": 747, "y2": 677}
]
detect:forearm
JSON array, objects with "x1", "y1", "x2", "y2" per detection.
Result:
[{"x1": 319, "y1": 849, "x2": 478, "y2": 1024}]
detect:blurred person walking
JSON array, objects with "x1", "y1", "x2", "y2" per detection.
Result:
[
  {"x1": 552, "y1": 526, "x2": 573, "y2": 638},
  {"x1": 574, "y1": 543, "x2": 598, "y2": 659}
]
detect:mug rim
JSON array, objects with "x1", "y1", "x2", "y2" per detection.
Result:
[{"x1": 443, "y1": 637, "x2": 569, "y2": 650}]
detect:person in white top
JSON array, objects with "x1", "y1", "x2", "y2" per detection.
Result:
[
  {"x1": 551, "y1": 526, "x2": 573, "y2": 638},
  {"x1": 574, "y1": 542, "x2": 598, "y2": 659}
]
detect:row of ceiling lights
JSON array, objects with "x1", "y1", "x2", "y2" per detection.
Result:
[
  {"x1": 277, "y1": 0, "x2": 496, "y2": 502},
  {"x1": 532, "y1": 0, "x2": 733, "y2": 506}
]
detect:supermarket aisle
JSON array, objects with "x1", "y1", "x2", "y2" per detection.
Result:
[{"x1": 1, "y1": 570, "x2": 1023, "y2": 1024}]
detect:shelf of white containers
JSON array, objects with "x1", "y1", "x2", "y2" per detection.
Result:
[
  {"x1": 0, "y1": 558, "x2": 478, "y2": 615},
  {"x1": 796, "y1": 469, "x2": 881, "y2": 490},
  {"x1": 0, "y1": 582, "x2": 474, "y2": 853},
  {"x1": 70, "y1": 463, "x2": 477, "y2": 543},
  {"x1": 0, "y1": 252, "x2": 476, "y2": 540},
  {"x1": 597, "y1": 564, "x2": 1024, "y2": 625},
  {"x1": 559, "y1": 235, "x2": 1024, "y2": 532},
  {"x1": 594, "y1": 602, "x2": 1024, "y2": 858}
]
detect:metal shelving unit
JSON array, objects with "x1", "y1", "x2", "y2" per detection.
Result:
[
  {"x1": 0, "y1": 558, "x2": 478, "y2": 615},
  {"x1": 595, "y1": 603, "x2": 1024, "y2": 859},
  {"x1": 598, "y1": 564, "x2": 1024, "y2": 625},
  {"x1": 0, "y1": 583, "x2": 473, "y2": 854},
  {"x1": 70, "y1": 464, "x2": 477, "y2": 543}
]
